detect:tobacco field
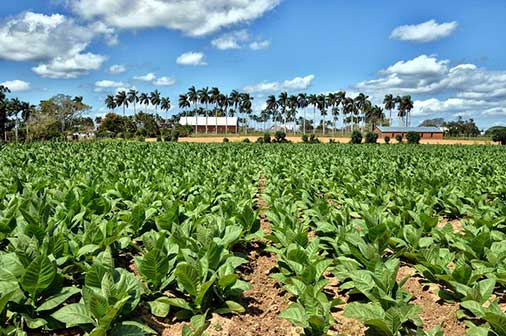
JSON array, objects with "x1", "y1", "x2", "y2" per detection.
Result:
[{"x1": 0, "y1": 142, "x2": 505, "y2": 336}]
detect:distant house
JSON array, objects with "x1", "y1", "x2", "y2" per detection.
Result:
[
  {"x1": 374, "y1": 126, "x2": 444, "y2": 139},
  {"x1": 179, "y1": 117, "x2": 238, "y2": 133}
]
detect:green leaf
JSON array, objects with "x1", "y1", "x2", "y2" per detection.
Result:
[
  {"x1": 215, "y1": 301, "x2": 245, "y2": 314},
  {"x1": 344, "y1": 302, "x2": 385, "y2": 322},
  {"x1": 110, "y1": 321, "x2": 157, "y2": 336},
  {"x1": 148, "y1": 297, "x2": 171, "y2": 318},
  {"x1": 21, "y1": 255, "x2": 56, "y2": 298},
  {"x1": 175, "y1": 263, "x2": 200, "y2": 297},
  {"x1": 0, "y1": 290, "x2": 15, "y2": 314},
  {"x1": 139, "y1": 248, "x2": 169, "y2": 288},
  {"x1": 51, "y1": 303, "x2": 95, "y2": 327},
  {"x1": 279, "y1": 303, "x2": 308, "y2": 328},
  {"x1": 165, "y1": 298, "x2": 192, "y2": 311},
  {"x1": 461, "y1": 301, "x2": 485, "y2": 318},
  {"x1": 37, "y1": 286, "x2": 80, "y2": 312}
]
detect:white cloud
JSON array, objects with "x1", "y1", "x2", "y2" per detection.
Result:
[
  {"x1": 153, "y1": 76, "x2": 176, "y2": 86},
  {"x1": 354, "y1": 55, "x2": 506, "y2": 98},
  {"x1": 108, "y1": 64, "x2": 127, "y2": 74},
  {"x1": 94, "y1": 79, "x2": 127, "y2": 92},
  {"x1": 211, "y1": 29, "x2": 270, "y2": 50},
  {"x1": 249, "y1": 40, "x2": 270, "y2": 50},
  {"x1": 391, "y1": 20, "x2": 458, "y2": 43},
  {"x1": 176, "y1": 52, "x2": 207, "y2": 66},
  {"x1": 211, "y1": 30, "x2": 249, "y2": 50},
  {"x1": 131, "y1": 73, "x2": 176, "y2": 86},
  {"x1": 0, "y1": 80, "x2": 31, "y2": 92},
  {"x1": 352, "y1": 54, "x2": 506, "y2": 123},
  {"x1": 32, "y1": 53, "x2": 107, "y2": 79},
  {"x1": 244, "y1": 74, "x2": 315, "y2": 93},
  {"x1": 69, "y1": 0, "x2": 281, "y2": 37},
  {"x1": 0, "y1": 12, "x2": 109, "y2": 78},
  {"x1": 133, "y1": 72, "x2": 157, "y2": 81}
]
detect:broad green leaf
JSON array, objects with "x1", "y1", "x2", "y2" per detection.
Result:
[
  {"x1": 37, "y1": 286, "x2": 80, "y2": 312},
  {"x1": 21, "y1": 255, "x2": 56, "y2": 298},
  {"x1": 51, "y1": 303, "x2": 95, "y2": 327}
]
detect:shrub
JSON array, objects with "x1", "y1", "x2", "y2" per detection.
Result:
[
  {"x1": 492, "y1": 129, "x2": 506, "y2": 145},
  {"x1": 406, "y1": 132, "x2": 421, "y2": 144},
  {"x1": 329, "y1": 139, "x2": 337, "y2": 144},
  {"x1": 116, "y1": 132, "x2": 124, "y2": 139},
  {"x1": 275, "y1": 131, "x2": 287, "y2": 143},
  {"x1": 364, "y1": 132, "x2": 378, "y2": 144},
  {"x1": 223, "y1": 137, "x2": 229, "y2": 143},
  {"x1": 263, "y1": 133, "x2": 271, "y2": 143},
  {"x1": 395, "y1": 134, "x2": 403, "y2": 143},
  {"x1": 384, "y1": 136, "x2": 391, "y2": 144},
  {"x1": 242, "y1": 138, "x2": 251, "y2": 143},
  {"x1": 351, "y1": 131, "x2": 363, "y2": 144},
  {"x1": 256, "y1": 137, "x2": 264, "y2": 143},
  {"x1": 164, "y1": 129, "x2": 180, "y2": 142},
  {"x1": 302, "y1": 134, "x2": 320, "y2": 143}
]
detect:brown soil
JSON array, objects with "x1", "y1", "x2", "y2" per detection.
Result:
[
  {"x1": 171, "y1": 136, "x2": 496, "y2": 145},
  {"x1": 397, "y1": 266, "x2": 466, "y2": 335},
  {"x1": 158, "y1": 174, "x2": 298, "y2": 336},
  {"x1": 437, "y1": 218, "x2": 463, "y2": 233}
]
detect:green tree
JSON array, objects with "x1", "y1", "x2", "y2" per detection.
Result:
[
  {"x1": 128, "y1": 89, "x2": 139, "y2": 116},
  {"x1": 105, "y1": 95, "x2": 117, "y2": 112},
  {"x1": 297, "y1": 93, "x2": 308, "y2": 135},
  {"x1": 383, "y1": 94, "x2": 395, "y2": 126},
  {"x1": 160, "y1": 97, "x2": 171, "y2": 121},
  {"x1": 115, "y1": 91, "x2": 128, "y2": 116},
  {"x1": 150, "y1": 90, "x2": 161, "y2": 115}
]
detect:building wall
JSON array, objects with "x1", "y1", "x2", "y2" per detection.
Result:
[
  {"x1": 374, "y1": 128, "x2": 444, "y2": 139},
  {"x1": 191, "y1": 125, "x2": 238, "y2": 133}
]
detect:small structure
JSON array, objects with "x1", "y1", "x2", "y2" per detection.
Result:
[
  {"x1": 374, "y1": 126, "x2": 444, "y2": 139},
  {"x1": 179, "y1": 117, "x2": 238, "y2": 133}
]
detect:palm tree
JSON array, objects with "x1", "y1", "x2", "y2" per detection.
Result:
[
  {"x1": 105, "y1": 95, "x2": 117, "y2": 112},
  {"x1": 354, "y1": 93, "x2": 370, "y2": 131},
  {"x1": 240, "y1": 93, "x2": 253, "y2": 135},
  {"x1": 288, "y1": 95, "x2": 298, "y2": 134},
  {"x1": 277, "y1": 92, "x2": 289, "y2": 131},
  {"x1": 150, "y1": 90, "x2": 161, "y2": 115},
  {"x1": 317, "y1": 94, "x2": 327, "y2": 135},
  {"x1": 327, "y1": 93, "x2": 337, "y2": 136},
  {"x1": 160, "y1": 97, "x2": 171, "y2": 121},
  {"x1": 217, "y1": 93, "x2": 229, "y2": 135},
  {"x1": 400, "y1": 95, "x2": 414, "y2": 127},
  {"x1": 383, "y1": 94, "x2": 395, "y2": 126},
  {"x1": 297, "y1": 93, "x2": 308, "y2": 135},
  {"x1": 115, "y1": 91, "x2": 128, "y2": 116},
  {"x1": 395, "y1": 95, "x2": 403, "y2": 126},
  {"x1": 336, "y1": 91, "x2": 346, "y2": 135},
  {"x1": 21, "y1": 101, "x2": 33, "y2": 141},
  {"x1": 197, "y1": 87, "x2": 210, "y2": 134},
  {"x1": 228, "y1": 90, "x2": 241, "y2": 134},
  {"x1": 266, "y1": 95, "x2": 278, "y2": 130},
  {"x1": 128, "y1": 89, "x2": 139, "y2": 116},
  {"x1": 139, "y1": 93, "x2": 149, "y2": 112},
  {"x1": 308, "y1": 94, "x2": 318, "y2": 134},
  {"x1": 210, "y1": 87, "x2": 220, "y2": 134}
]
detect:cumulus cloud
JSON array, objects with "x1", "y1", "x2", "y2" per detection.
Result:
[
  {"x1": 69, "y1": 0, "x2": 281, "y2": 36},
  {"x1": 108, "y1": 64, "x2": 127, "y2": 74},
  {"x1": 244, "y1": 75, "x2": 315, "y2": 93},
  {"x1": 0, "y1": 12, "x2": 109, "y2": 78},
  {"x1": 353, "y1": 54, "x2": 506, "y2": 122},
  {"x1": 153, "y1": 76, "x2": 176, "y2": 86},
  {"x1": 0, "y1": 80, "x2": 31, "y2": 92},
  {"x1": 94, "y1": 79, "x2": 127, "y2": 92},
  {"x1": 249, "y1": 40, "x2": 270, "y2": 50},
  {"x1": 176, "y1": 52, "x2": 207, "y2": 66},
  {"x1": 133, "y1": 72, "x2": 157, "y2": 81},
  {"x1": 33, "y1": 53, "x2": 107, "y2": 79},
  {"x1": 132, "y1": 73, "x2": 176, "y2": 86},
  {"x1": 211, "y1": 30, "x2": 249, "y2": 50},
  {"x1": 391, "y1": 20, "x2": 458, "y2": 43},
  {"x1": 211, "y1": 29, "x2": 270, "y2": 50}
]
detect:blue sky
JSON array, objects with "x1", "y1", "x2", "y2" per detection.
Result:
[{"x1": 1, "y1": 0, "x2": 506, "y2": 129}]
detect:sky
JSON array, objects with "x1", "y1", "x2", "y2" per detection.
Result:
[{"x1": 1, "y1": 0, "x2": 506, "y2": 129}]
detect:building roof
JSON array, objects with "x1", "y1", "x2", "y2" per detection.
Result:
[
  {"x1": 179, "y1": 117, "x2": 238, "y2": 126},
  {"x1": 376, "y1": 126, "x2": 443, "y2": 133}
]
